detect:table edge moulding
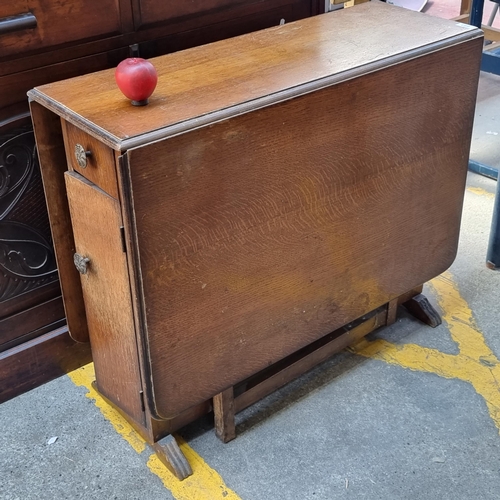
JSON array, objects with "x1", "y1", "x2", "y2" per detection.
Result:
[{"x1": 29, "y1": 4, "x2": 480, "y2": 151}]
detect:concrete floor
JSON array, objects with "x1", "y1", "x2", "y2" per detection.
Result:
[{"x1": 1, "y1": 48, "x2": 500, "y2": 500}]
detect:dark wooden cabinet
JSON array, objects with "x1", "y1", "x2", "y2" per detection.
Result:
[
  {"x1": 29, "y1": 3, "x2": 482, "y2": 477},
  {"x1": 134, "y1": 0, "x2": 280, "y2": 25},
  {"x1": 0, "y1": 0, "x2": 127, "y2": 58},
  {"x1": 132, "y1": 0, "x2": 314, "y2": 30},
  {"x1": 0, "y1": 0, "x2": 324, "y2": 403}
]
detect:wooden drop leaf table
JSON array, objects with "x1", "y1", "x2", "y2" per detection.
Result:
[{"x1": 28, "y1": 2, "x2": 482, "y2": 480}]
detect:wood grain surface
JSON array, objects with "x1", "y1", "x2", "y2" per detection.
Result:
[
  {"x1": 0, "y1": 0, "x2": 124, "y2": 59},
  {"x1": 125, "y1": 38, "x2": 482, "y2": 419},
  {"x1": 4, "y1": 0, "x2": 321, "y2": 406},
  {"x1": 28, "y1": 2, "x2": 483, "y2": 426},
  {"x1": 65, "y1": 172, "x2": 144, "y2": 424},
  {"x1": 61, "y1": 120, "x2": 119, "y2": 199},
  {"x1": 133, "y1": 0, "x2": 303, "y2": 29},
  {"x1": 28, "y1": 2, "x2": 481, "y2": 150},
  {"x1": 0, "y1": 326, "x2": 92, "y2": 403},
  {"x1": 0, "y1": 296, "x2": 65, "y2": 348},
  {"x1": 30, "y1": 101, "x2": 90, "y2": 343}
]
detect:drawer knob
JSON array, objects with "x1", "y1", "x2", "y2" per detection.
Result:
[
  {"x1": 74, "y1": 253, "x2": 90, "y2": 274},
  {"x1": 75, "y1": 144, "x2": 91, "y2": 168}
]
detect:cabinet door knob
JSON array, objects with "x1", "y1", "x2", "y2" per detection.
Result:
[
  {"x1": 74, "y1": 253, "x2": 90, "y2": 274},
  {"x1": 74, "y1": 144, "x2": 92, "y2": 168}
]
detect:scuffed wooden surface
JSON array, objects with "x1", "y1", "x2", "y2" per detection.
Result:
[
  {"x1": 126, "y1": 39, "x2": 482, "y2": 419},
  {"x1": 29, "y1": 2, "x2": 479, "y2": 147}
]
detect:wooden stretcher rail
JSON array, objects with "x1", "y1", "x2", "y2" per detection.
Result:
[{"x1": 213, "y1": 287, "x2": 439, "y2": 444}]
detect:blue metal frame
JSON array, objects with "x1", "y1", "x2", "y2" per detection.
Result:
[
  {"x1": 468, "y1": 160, "x2": 499, "y2": 180},
  {"x1": 470, "y1": 0, "x2": 485, "y2": 27},
  {"x1": 469, "y1": 0, "x2": 500, "y2": 75},
  {"x1": 481, "y1": 47, "x2": 500, "y2": 75}
]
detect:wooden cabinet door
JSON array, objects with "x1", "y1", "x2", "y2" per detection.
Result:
[
  {"x1": 65, "y1": 171, "x2": 144, "y2": 425},
  {"x1": 0, "y1": 0, "x2": 126, "y2": 59}
]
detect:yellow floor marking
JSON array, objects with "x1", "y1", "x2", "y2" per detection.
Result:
[
  {"x1": 67, "y1": 267, "x2": 496, "y2": 494},
  {"x1": 67, "y1": 362, "x2": 241, "y2": 499},
  {"x1": 467, "y1": 186, "x2": 495, "y2": 199},
  {"x1": 68, "y1": 364, "x2": 146, "y2": 453},
  {"x1": 147, "y1": 441, "x2": 241, "y2": 500},
  {"x1": 351, "y1": 271, "x2": 500, "y2": 431}
]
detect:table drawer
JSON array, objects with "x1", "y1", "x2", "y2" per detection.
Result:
[
  {"x1": 0, "y1": 0, "x2": 123, "y2": 59},
  {"x1": 61, "y1": 120, "x2": 118, "y2": 199}
]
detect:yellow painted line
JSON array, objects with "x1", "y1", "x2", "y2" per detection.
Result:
[
  {"x1": 351, "y1": 271, "x2": 500, "y2": 432},
  {"x1": 67, "y1": 363, "x2": 241, "y2": 499},
  {"x1": 67, "y1": 267, "x2": 498, "y2": 494},
  {"x1": 68, "y1": 364, "x2": 146, "y2": 453},
  {"x1": 466, "y1": 186, "x2": 495, "y2": 199},
  {"x1": 429, "y1": 273, "x2": 496, "y2": 362},
  {"x1": 148, "y1": 442, "x2": 241, "y2": 500}
]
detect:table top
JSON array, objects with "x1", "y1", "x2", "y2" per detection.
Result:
[{"x1": 28, "y1": 2, "x2": 481, "y2": 151}]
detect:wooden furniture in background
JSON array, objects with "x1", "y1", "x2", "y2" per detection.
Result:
[
  {"x1": 29, "y1": 2, "x2": 482, "y2": 479},
  {"x1": 0, "y1": 0, "x2": 323, "y2": 402}
]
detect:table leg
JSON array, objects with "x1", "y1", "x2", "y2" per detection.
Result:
[
  {"x1": 402, "y1": 293, "x2": 442, "y2": 328},
  {"x1": 152, "y1": 434, "x2": 193, "y2": 480},
  {"x1": 214, "y1": 387, "x2": 236, "y2": 443}
]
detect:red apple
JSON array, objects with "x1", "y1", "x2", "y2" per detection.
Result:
[{"x1": 115, "y1": 58, "x2": 158, "y2": 106}]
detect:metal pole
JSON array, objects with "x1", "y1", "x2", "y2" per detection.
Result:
[
  {"x1": 486, "y1": 175, "x2": 500, "y2": 270},
  {"x1": 470, "y1": 0, "x2": 485, "y2": 27},
  {"x1": 487, "y1": 3, "x2": 499, "y2": 26}
]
